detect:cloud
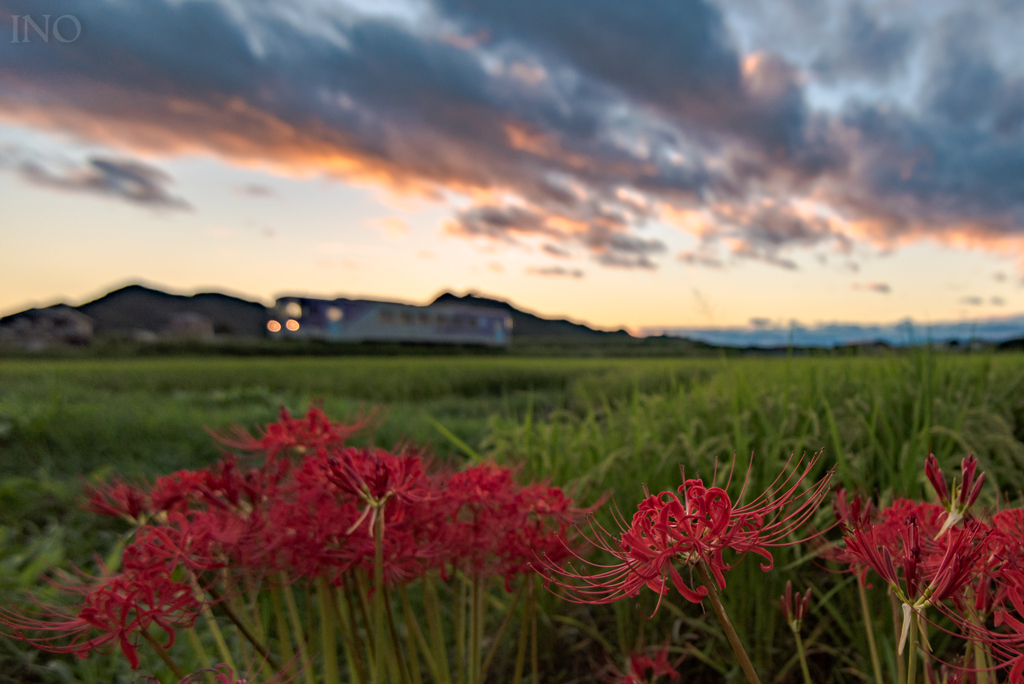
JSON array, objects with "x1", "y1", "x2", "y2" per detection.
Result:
[
  {"x1": 812, "y1": 3, "x2": 913, "y2": 83},
  {"x1": 992, "y1": 296, "x2": 1006, "y2": 305},
  {"x1": 239, "y1": 184, "x2": 274, "y2": 197},
  {"x1": 15, "y1": 156, "x2": 190, "y2": 209},
  {"x1": 2, "y1": 0, "x2": 1024, "y2": 269},
  {"x1": 853, "y1": 282, "x2": 891, "y2": 294},
  {"x1": 527, "y1": 265, "x2": 584, "y2": 278},
  {"x1": 961, "y1": 296, "x2": 984, "y2": 306},
  {"x1": 749, "y1": 317, "x2": 773, "y2": 329},
  {"x1": 542, "y1": 243, "x2": 571, "y2": 258},
  {"x1": 678, "y1": 250, "x2": 724, "y2": 268}
]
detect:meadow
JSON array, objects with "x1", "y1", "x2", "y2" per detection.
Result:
[{"x1": 2, "y1": 352, "x2": 1024, "y2": 683}]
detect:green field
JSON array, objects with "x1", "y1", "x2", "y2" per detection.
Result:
[{"x1": 3, "y1": 352, "x2": 1024, "y2": 683}]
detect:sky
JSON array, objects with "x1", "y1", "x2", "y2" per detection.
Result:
[{"x1": 2, "y1": 0, "x2": 1024, "y2": 333}]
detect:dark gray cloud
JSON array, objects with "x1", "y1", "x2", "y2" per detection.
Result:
[
  {"x1": 16, "y1": 156, "x2": 189, "y2": 209},
  {"x1": 1, "y1": 0, "x2": 1023, "y2": 267},
  {"x1": 812, "y1": 3, "x2": 913, "y2": 83},
  {"x1": 961, "y1": 296, "x2": 984, "y2": 306}
]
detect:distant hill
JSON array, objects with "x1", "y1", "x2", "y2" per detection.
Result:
[
  {"x1": 3, "y1": 285, "x2": 634, "y2": 342},
  {"x1": 431, "y1": 292, "x2": 633, "y2": 339},
  {"x1": 76, "y1": 285, "x2": 267, "y2": 337}
]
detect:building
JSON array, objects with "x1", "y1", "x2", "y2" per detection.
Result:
[
  {"x1": 266, "y1": 297, "x2": 512, "y2": 347},
  {"x1": 0, "y1": 305, "x2": 94, "y2": 350}
]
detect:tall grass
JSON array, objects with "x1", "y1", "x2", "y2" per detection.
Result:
[
  {"x1": 3, "y1": 352, "x2": 1024, "y2": 682},
  {"x1": 483, "y1": 351, "x2": 1024, "y2": 682}
]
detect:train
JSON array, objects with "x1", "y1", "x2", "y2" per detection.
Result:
[{"x1": 265, "y1": 296, "x2": 512, "y2": 347}]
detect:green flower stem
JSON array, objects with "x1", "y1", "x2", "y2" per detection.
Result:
[
  {"x1": 511, "y1": 580, "x2": 531, "y2": 684},
  {"x1": 905, "y1": 610, "x2": 918, "y2": 684},
  {"x1": 695, "y1": 562, "x2": 762, "y2": 684},
  {"x1": 857, "y1": 577, "x2": 884, "y2": 684},
  {"x1": 316, "y1": 577, "x2": 340, "y2": 684},
  {"x1": 281, "y1": 574, "x2": 317, "y2": 684},
  {"x1": 422, "y1": 575, "x2": 452, "y2": 684},
  {"x1": 530, "y1": 577, "x2": 538, "y2": 684},
  {"x1": 142, "y1": 629, "x2": 186, "y2": 679},
  {"x1": 333, "y1": 582, "x2": 366, "y2": 684},
  {"x1": 373, "y1": 509, "x2": 388, "y2": 684},
  {"x1": 185, "y1": 627, "x2": 216, "y2": 684},
  {"x1": 191, "y1": 576, "x2": 237, "y2": 676},
  {"x1": 793, "y1": 629, "x2": 812, "y2": 684},
  {"x1": 270, "y1": 587, "x2": 298, "y2": 682},
  {"x1": 890, "y1": 591, "x2": 906, "y2": 684},
  {"x1": 481, "y1": 579, "x2": 527, "y2": 682},
  {"x1": 966, "y1": 608, "x2": 989, "y2": 684},
  {"x1": 401, "y1": 585, "x2": 434, "y2": 684},
  {"x1": 455, "y1": 576, "x2": 467, "y2": 684},
  {"x1": 207, "y1": 585, "x2": 280, "y2": 672}
]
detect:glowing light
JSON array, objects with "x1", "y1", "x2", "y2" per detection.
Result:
[
  {"x1": 286, "y1": 319, "x2": 300, "y2": 331},
  {"x1": 327, "y1": 306, "x2": 343, "y2": 322},
  {"x1": 285, "y1": 302, "x2": 302, "y2": 318},
  {"x1": 267, "y1": 320, "x2": 282, "y2": 332}
]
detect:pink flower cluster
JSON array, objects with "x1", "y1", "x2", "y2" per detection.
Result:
[{"x1": 1, "y1": 407, "x2": 581, "y2": 669}]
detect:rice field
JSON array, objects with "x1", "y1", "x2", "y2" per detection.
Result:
[{"x1": 2, "y1": 351, "x2": 1024, "y2": 683}]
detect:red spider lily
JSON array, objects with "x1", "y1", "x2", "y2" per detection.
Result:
[
  {"x1": 925, "y1": 453, "x2": 986, "y2": 538},
  {"x1": 956, "y1": 565, "x2": 1024, "y2": 683},
  {"x1": 545, "y1": 453, "x2": 834, "y2": 610},
  {"x1": 780, "y1": 580, "x2": 812, "y2": 629},
  {"x1": 325, "y1": 447, "x2": 434, "y2": 533},
  {"x1": 601, "y1": 643, "x2": 683, "y2": 684},
  {"x1": 84, "y1": 479, "x2": 149, "y2": 524},
  {"x1": 842, "y1": 511, "x2": 988, "y2": 653},
  {"x1": 0, "y1": 568, "x2": 201, "y2": 669},
  {"x1": 212, "y1": 406, "x2": 370, "y2": 458},
  {"x1": 436, "y1": 462, "x2": 584, "y2": 588}
]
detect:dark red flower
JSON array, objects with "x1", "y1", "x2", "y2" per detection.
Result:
[
  {"x1": 84, "y1": 479, "x2": 149, "y2": 523},
  {"x1": 601, "y1": 643, "x2": 683, "y2": 684},
  {"x1": 0, "y1": 569, "x2": 201, "y2": 669},
  {"x1": 212, "y1": 406, "x2": 369, "y2": 458},
  {"x1": 546, "y1": 453, "x2": 834, "y2": 609}
]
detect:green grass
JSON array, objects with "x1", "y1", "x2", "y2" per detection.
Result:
[{"x1": 3, "y1": 352, "x2": 1024, "y2": 682}]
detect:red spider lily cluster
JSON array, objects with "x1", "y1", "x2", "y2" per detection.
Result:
[
  {"x1": 546, "y1": 452, "x2": 834, "y2": 609},
  {"x1": 834, "y1": 454, "x2": 1024, "y2": 681},
  {"x1": 0, "y1": 407, "x2": 582, "y2": 675}
]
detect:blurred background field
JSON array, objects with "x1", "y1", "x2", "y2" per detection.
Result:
[{"x1": 3, "y1": 351, "x2": 1024, "y2": 682}]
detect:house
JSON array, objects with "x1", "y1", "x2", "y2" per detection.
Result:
[
  {"x1": 266, "y1": 296, "x2": 512, "y2": 347},
  {"x1": 0, "y1": 305, "x2": 94, "y2": 350}
]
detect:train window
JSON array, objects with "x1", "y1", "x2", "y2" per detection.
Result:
[
  {"x1": 327, "y1": 307, "x2": 343, "y2": 322},
  {"x1": 399, "y1": 311, "x2": 413, "y2": 325},
  {"x1": 285, "y1": 302, "x2": 302, "y2": 318},
  {"x1": 418, "y1": 313, "x2": 431, "y2": 325},
  {"x1": 378, "y1": 309, "x2": 395, "y2": 324}
]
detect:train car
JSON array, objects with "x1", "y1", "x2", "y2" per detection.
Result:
[{"x1": 265, "y1": 296, "x2": 512, "y2": 347}]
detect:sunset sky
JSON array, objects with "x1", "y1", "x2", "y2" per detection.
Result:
[{"x1": 2, "y1": 0, "x2": 1023, "y2": 331}]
